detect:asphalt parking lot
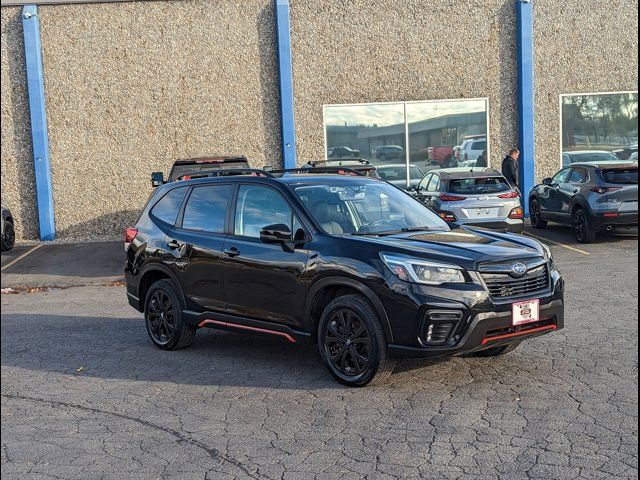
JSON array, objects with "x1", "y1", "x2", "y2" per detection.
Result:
[{"x1": 1, "y1": 227, "x2": 638, "y2": 480}]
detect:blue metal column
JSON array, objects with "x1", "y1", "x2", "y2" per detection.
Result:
[
  {"x1": 275, "y1": 0, "x2": 297, "y2": 168},
  {"x1": 23, "y1": 5, "x2": 56, "y2": 240},
  {"x1": 516, "y1": 0, "x2": 536, "y2": 215}
]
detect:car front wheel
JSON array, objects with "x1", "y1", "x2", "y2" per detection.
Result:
[
  {"x1": 1, "y1": 220, "x2": 15, "y2": 251},
  {"x1": 529, "y1": 199, "x2": 547, "y2": 229},
  {"x1": 144, "y1": 279, "x2": 196, "y2": 350},
  {"x1": 318, "y1": 294, "x2": 396, "y2": 387}
]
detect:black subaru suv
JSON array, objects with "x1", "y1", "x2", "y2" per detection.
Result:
[{"x1": 125, "y1": 169, "x2": 564, "y2": 386}]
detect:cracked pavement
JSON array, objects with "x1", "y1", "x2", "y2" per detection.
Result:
[{"x1": 1, "y1": 233, "x2": 638, "y2": 479}]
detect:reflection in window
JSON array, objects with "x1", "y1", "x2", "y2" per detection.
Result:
[
  {"x1": 324, "y1": 99, "x2": 489, "y2": 188},
  {"x1": 561, "y1": 92, "x2": 638, "y2": 167}
]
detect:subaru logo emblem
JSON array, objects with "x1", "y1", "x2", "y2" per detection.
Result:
[{"x1": 510, "y1": 263, "x2": 528, "y2": 277}]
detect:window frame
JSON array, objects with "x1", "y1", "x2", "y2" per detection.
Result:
[
  {"x1": 558, "y1": 90, "x2": 639, "y2": 169},
  {"x1": 323, "y1": 97, "x2": 491, "y2": 188},
  {"x1": 149, "y1": 186, "x2": 189, "y2": 227},
  {"x1": 177, "y1": 183, "x2": 234, "y2": 235},
  {"x1": 229, "y1": 183, "x2": 309, "y2": 242}
]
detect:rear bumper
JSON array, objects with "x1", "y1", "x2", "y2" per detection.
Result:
[
  {"x1": 590, "y1": 212, "x2": 638, "y2": 230},
  {"x1": 388, "y1": 298, "x2": 564, "y2": 358},
  {"x1": 455, "y1": 218, "x2": 524, "y2": 233}
]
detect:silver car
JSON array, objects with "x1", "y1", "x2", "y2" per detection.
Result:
[
  {"x1": 377, "y1": 164, "x2": 425, "y2": 191},
  {"x1": 1, "y1": 206, "x2": 15, "y2": 251},
  {"x1": 413, "y1": 168, "x2": 524, "y2": 232}
]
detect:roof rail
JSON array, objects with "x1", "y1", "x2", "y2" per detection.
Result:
[
  {"x1": 270, "y1": 167, "x2": 367, "y2": 176},
  {"x1": 177, "y1": 169, "x2": 274, "y2": 180},
  {"x1": 306, "y1": 158, "x2": 372, "y2": 166}
]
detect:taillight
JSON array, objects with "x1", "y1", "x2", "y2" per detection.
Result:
[
  {"x1": 498, "y1": 191, "x2": 520, "y2": 199},
  {"x1": 509, "y1": 207, "x2": 524, "y2": 219},
  {"x1": 438, "y1": 211, "x2": 458, "y2": 222},
  {"x1": 439, "y1": 194, "x2": 466, "y2": 202},
  {"x1": 124, "y1": 227, "x2": 138, "y2": 245},
  {"x1": 591, "y1": 187, "x2": 622, "y2": 194}
]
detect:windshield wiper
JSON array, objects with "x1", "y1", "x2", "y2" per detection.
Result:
[{"x1": 353, "y1": 226, "x2": 432, "y2": 236}]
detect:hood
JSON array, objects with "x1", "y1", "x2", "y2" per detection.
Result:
[{"x1": 348, "y1": 226, "x2": 544, "y2": 270}]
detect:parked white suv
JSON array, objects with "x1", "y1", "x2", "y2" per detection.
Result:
[{"x1": 459, "y1": 137, "x2": 487, "y2": 162}]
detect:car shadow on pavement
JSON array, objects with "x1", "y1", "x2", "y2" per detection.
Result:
[
  {"x1": 1, "y1": 312, "x2": 495, "y2": 390},
  {"x1": 526, "y1": 224, "x2": 638, "y2": 246}
]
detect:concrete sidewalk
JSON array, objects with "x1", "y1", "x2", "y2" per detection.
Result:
[{"x1": 1, "y1": 241, "x2": 124, "y2": 289}]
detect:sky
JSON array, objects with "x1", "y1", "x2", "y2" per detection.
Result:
[{"x1": 325, "y1": 99, "x2": 488, "y2": 127}]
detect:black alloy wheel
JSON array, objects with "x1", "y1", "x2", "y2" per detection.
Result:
[
  {"x1": 144, "y1": 279, "x2": 196, "y2": 350},
  {"x1": 318, "y1": 294, "x2": 395, "y2": 387},
  {"x1": 572, "y1": 209, "x2": 596, "y2": 243},
  {"x1": 146, "y1": 290, "x2": 177, "y2": 347},
  {"x1": 323, "y1": 308, "x2": 372, "y2": 378},
  {"x1": 1, "y1": 220, "x2": 15, "y2": 251},
  {"x1": 529, "y1": 199, "x2": 547, "y2": 229}
]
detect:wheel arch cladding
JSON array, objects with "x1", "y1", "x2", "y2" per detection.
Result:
[
  {"x1": 138, "y1": 266, "x2": 185, "y2": 312},
  {"x1": 306, "y1": 276, "x2": 394, "y2": 344}
]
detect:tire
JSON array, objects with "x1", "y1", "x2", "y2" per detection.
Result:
[
  {"x1": 1, "y1": 220, "x2": 15, "y2": 251},
  {"x1": 572, "y1": 208, "x2": 596, "y2": 244},
  {"x1": 318, "y1": 294, "x2": 396, "y2": 387},
  {"x1": 529, "y1": 199, "x2": 547, "y2": 229},
  {"x1": 144, "y1": 279, "x2": 196, "y2": 350},
  {"x1": 473, "y1": 342, "x2": 520, "y2": 357}
]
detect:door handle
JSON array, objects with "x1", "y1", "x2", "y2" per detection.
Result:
[
  {"x1": 223, "y1": 247, "x2": 240, "y2": 258},
  {"x1": 167, "y1": 239, "x2": 183, "y2": 250}
]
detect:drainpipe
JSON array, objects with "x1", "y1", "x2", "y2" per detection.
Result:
[
  {"x1": 516, "y1": 0, "x2": 536, "y2": 216},
  {"x1": 275, "y1": 0, "x2": 297, "y2": 169},
  {"x1": 23, "y1": 5, "x2": 56, "y2": 241}
]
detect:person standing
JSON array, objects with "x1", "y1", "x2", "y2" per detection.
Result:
[
  {"x1": 476, "y1": 149, "x2": 488, "y2": 168},
  {"x1": 502, "y1": 148, "x2": 520, "y2": 191}
]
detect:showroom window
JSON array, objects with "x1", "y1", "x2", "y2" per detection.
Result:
[
  {"x1": 560, "y1": 92, "x2": 638, "y2": 167},
  {"x1": 324, "y1": 99, "x2": 489, "y2": 188}
]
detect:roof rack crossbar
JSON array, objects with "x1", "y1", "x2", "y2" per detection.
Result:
[
  {"x1": 270, "y1": 167, "x2": 367, "y2": 176},
  {"x1": 177, "y1": 169, "x2": 274, "y2": 180}
]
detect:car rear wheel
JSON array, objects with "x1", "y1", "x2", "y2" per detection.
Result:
[
  {"x1": 144, "y1": 279, "x2": 196, "y2": 350},
  {"x1": 572, "y1": 208, "x2": 596, "y2": 244},
  {"x1": 473, "y1": 342, "x2": 520, "y2": 357},
  {"x1": 529, "y1": 199, "x2": 547, "y2": 229},
  {"x1": 1, "y1": 220, "x2": 15, "y2": 251},
  {"x1": 318, "y1": 294, "x2": 396, "y2": 387}
]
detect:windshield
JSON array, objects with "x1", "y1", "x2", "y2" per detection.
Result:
[
  {"x1": 293, "y1": 179, "x2": 449, "y2": 235},
  {"x1": 448, "y1": 176, "x2": 511, "y2": 194},
  {"x1": 573, "y1": 152, "x2": 618, "y2": 163},
  {"x1": 602, "y1": 168, "x2": 638, "y2": 184}
]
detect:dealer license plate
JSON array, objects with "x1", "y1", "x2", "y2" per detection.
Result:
[{"x1": 512, "y1": 299, "x2": 540, "y2": 326}]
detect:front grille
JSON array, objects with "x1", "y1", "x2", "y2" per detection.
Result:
[{"x1": 481, "y1": 264, "x2": 550, "y2": 299}]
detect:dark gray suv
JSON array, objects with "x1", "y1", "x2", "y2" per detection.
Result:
[{"x1": 529, "y1": 161, "x2": 638, "y2": 243}]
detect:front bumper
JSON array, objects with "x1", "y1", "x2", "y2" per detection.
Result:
[
  {"x1": 381, "y1": 266, "x2": 564, "y2": 358},
  {"x1": 388, "y1": 299, "x2": 564, "y2": 357}
]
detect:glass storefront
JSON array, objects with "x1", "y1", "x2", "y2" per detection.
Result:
[
  {"x1": 561, "y1": 92, "x2": 638, "y2": 167},
  {"x1": 324, "y1": 99, "x2": 489, "y2": 189}
]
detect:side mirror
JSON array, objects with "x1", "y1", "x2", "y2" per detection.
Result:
[
  {"x1": 260, "y1": 224, "x2": 292, "y2": 244},
  {"x1": 542, "y1": 178, "x2": 553, "y2": 186},
  {"x1": 151, "y1": 172, "x2": 165, "y2": 188}
]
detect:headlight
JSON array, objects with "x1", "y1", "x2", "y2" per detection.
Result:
[
  {"x1": 541, "y1": 243, "x2": 556, "y2": 269},
  {"x1": 381, "y1": 254, "x2": 466, "y2": 285}
]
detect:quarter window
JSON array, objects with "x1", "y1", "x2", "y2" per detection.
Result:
[
  {"x1": 182, "y1": 185, "x2": 232, "y2": 233},
  {"x1": 234, "y1": 186, "x2": 293, "y2": 238},
  {"x1": 150, "y1": 187, "x2": 188, "y2": 226}
]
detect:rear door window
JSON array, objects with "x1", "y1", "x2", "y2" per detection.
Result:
[
  {"x1": 182, "y1": 185, "x2": 233, "y2": 233},
  {"x1": 150, "y1": 187, "x2": 188, "y2": 225},
  {"x1": 568, "y1": 168, "x2": 587, "y2": 184},
  {"x1": 426, "y1": 175, "x2": 441, "y2": 192},
  {"x1": 602, "y1": 168, "x2": 638, "y2": 184},
  {"x1": 471, "y1": 141, "x2": 487, "y2": 151},
  {"x1": 448, "y1": 177, "x2": 510, "y2": 194}
]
